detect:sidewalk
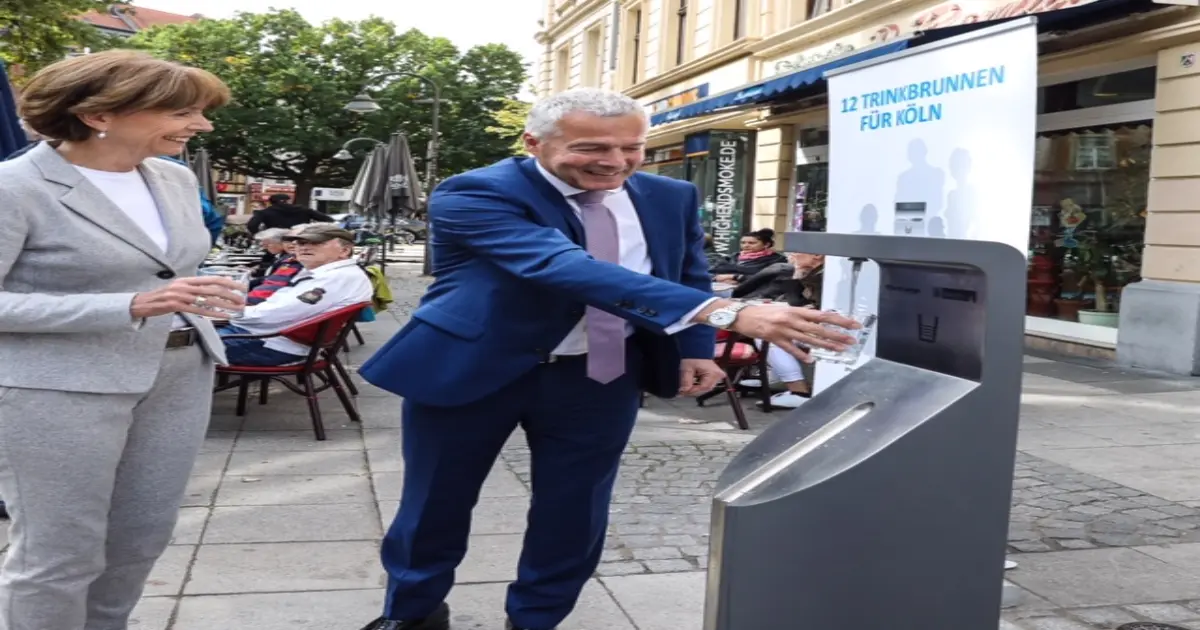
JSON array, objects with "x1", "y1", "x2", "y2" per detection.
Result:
[{"x1": 8, "y1": 263, "x2": 1200, "y2": 629}]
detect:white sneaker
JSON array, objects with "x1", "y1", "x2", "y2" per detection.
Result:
[
  {"x1": 760, "y1": 392, "x2": 807, "y2": 409},
  {"x1": 739, "y1": 379, "x2": 763, "y2": 388}
]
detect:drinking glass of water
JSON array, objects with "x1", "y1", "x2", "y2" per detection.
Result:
[
  {"x1": 197, "y1": 267, "x2": 250, "y2": 319},
  {"x1": 809, "y1": 308, "x2": 878, "y2": 365}
]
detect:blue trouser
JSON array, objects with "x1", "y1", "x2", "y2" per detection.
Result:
[
  {"x1": 218, "y1": 325, "x2": 306, "y2": 366},
  {"x1": 381, "y1": 346, "x2": 642, "y2": 629}
]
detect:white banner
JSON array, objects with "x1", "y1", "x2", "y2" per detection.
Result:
[{"x1": 814, "y1": 20, "x2": 1038, "y2": 393}]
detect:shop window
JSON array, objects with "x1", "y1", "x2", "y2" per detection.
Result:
[
  {"x1": 791, "y1": 162, "x2": 829, "y2": 232},
  {"x1": 1026, "y1": 121, "x2": 1151, "y2": 327},
  {"x1": 1038, "y1": 66, "x2": 1156, "y2": 115}
]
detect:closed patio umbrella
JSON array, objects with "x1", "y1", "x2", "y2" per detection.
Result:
[
  {"x1": 190, "y1": 147, "x2": 217, "y2": 205},
  {"x1": 362, "y1": 144, "x2": 391, "y2": 224},
  {"x1": 349, "y1": 146, "x2": 379, "y2": 212},
  {"x1": 377, "y1": 132, "x2": 424, "y2": 222}
]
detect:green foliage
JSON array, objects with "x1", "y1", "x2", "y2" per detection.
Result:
[
  {"x1": 0, "y1": 0, "x2": 125, "y2": 76},
  {"x1": 487, "y1": 98, "x2": 531, "y2": 155},
  {"x1": 130, "y1": 9, "x2": 528, "y2": 204}
]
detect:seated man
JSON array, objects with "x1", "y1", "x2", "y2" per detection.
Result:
[
  {"x1": 219, "y1": 223, "x2": 373, "y2": 366},
  {"x1": 247, "y1": 226, "x2": 305, "y2": 304}
]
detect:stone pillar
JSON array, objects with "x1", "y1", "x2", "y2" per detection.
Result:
[
  {"x1": 1117, "y1": 42, "x2": 1200, "y2": 375},
  {"x1": 751, "y1": 125, "x2": 794, "y2": 236}
]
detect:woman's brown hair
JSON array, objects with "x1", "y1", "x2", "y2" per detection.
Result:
[{"x1": 18, "y1": 50, "x2": 231, "y2": 142}]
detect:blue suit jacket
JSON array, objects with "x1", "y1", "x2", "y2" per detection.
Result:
[{"x1": 359, "y1": 157, "x2": 717, "y2": 407}]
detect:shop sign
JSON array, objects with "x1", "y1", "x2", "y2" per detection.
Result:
[
  {"x1": 768, "y1": 0, "x2": 1094, "y2": 76},
  {"x1": 647, "y1": 84, "x2": 710, "y2": 113},
  {"x1": 774, "y1": 42, "x2": 858, "y2": 75},
  {"x1": 869, "y1": 0, "x2": 1093, "y2": 43},
  {"x1": 707, "y1": 131, "x2": 751, "y2": 257}
]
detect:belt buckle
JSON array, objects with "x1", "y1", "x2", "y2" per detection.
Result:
[{"x1": 166, "y1": 328, "x2": 196, "y2": 350}]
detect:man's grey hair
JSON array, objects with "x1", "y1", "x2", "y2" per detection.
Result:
[
  {"x1": 254, "y1": 227, "x2": 290, "y2": 243},
  {"x1": 525, "y1": 88, "x2": 647, "y2": 139}
]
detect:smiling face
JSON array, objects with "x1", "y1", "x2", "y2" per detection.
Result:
[
  {"x1": 91, "y1": 106, "x2": 214, "y2": 159},
  {"x1": 524, "y1": 112, "x2": 647, "y2": 191}
]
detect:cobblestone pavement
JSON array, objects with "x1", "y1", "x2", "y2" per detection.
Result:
[{"x1": 2, "y1": 263, "x2": 1198, "y2": 630}]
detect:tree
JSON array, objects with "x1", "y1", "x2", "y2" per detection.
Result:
[
  {"x1": 131, "y1": 10, "x2": 528, "y2": 205},
  {"x1": 0, "y1": 0, "x2": 124, "y2": 77},
  {"x1": 487, "y1": 98, "x2": 531, "y2": 155}
]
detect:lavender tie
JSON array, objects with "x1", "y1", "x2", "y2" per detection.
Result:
[{"x1": 574, "y1": 190, "x2": 626, "y2": 384}]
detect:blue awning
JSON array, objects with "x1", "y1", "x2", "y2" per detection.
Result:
[{"x1": 649, "y1": 40, "x2": 911, "y2": 127}]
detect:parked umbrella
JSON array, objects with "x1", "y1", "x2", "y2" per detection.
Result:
[
  {"x1": 190, "y1": 147, "x2": 217, "y2": 205},
  {"x1": 362, "y1": 144, "x2": 391, "y2": 224},
  {"x1": 349, "y1": 146, "x2": 379, "y2": 212},
  {"x1": 377, "y1": 132, "x2": 424, "y2": 221},
  {"x1": 0, "y1": 61, "x2": 29, "y2": 160}
]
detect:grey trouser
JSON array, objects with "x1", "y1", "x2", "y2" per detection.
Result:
[{"x1": 0, "y1": 345, "x2": 214, "y2": 630}]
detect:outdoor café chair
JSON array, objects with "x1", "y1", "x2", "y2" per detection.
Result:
[{"x1": 214, "y1": 301, "x2": 371, "y2": 440}]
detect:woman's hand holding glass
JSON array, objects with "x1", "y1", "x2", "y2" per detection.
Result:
[{"x1": 130, "y1": 276, "x2": 247, "y2": 319}]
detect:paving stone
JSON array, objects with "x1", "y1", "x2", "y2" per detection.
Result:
[
  {"x1": 446, "y1": 579, "x2": 635, "y2": 629},
  {"x1": 1126, "y1": 602, "x2": 1200, "y2": 622},
  {"x1": 203, "y1": 504, "x2": 381, "y2": 543},
  {"x1": 595, "y1": 561, "x2": 647, "y2": 576},
  {"x1": 143, "y1": 545, "x2": 193, "y2": 597},
  {"x1": 170, "y1": 507, "x2": 209, "y2": 546},
  {"x1": 603, "y1": 572, "x2": 706, "y2": 630},
  {"x1": 185, "y1": 541, "x2": 384, "y2": 594},
  {"x1": 173, "y1": 589, "x2": 383, "y2": 629},
  {"x1": 1068, "y1": 606, "x2": 1139, "y2": 625},
  {"x1": 129, "y1": 596, "x2": 175, "y2": 630},
  {"x1": 215, "y1": 473, "x2": 374, "y2": 506},
  {"x1": 225, "y1": 450, "x2": 368, "y2": 477}
]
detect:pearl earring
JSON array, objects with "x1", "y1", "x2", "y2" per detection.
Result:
[{"x1": 97, "y1": 131, "x2": 107, "y2": 139}]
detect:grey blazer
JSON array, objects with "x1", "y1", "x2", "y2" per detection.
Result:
[{"x1": 0, "y1": 142, "x2": 226, "y2": 395}]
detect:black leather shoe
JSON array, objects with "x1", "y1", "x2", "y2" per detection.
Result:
[
  {"x1": 359, "y1": 603, "x2": 451, "y2": 630},
  {"x1": 505, "y1": 620, "x2": 556, "y2": 630}
]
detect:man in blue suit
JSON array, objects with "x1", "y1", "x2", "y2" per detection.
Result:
[{"x1": 357, "y1": 89, "x2": 855, "y2": 630}]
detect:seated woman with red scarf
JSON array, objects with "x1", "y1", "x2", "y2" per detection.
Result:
[{"x1": 710, "y1": 228, "x2": 787, "y2": 283}]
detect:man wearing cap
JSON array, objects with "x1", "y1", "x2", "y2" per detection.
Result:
[{"x1": 218, "y1": 223, "x2": 372, "y2": 365}]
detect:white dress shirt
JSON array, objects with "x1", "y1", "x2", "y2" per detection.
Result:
[
  {"x1": 234, "y1": 258, "x2": 373, "y2": 356},
  {"x1": 535, "y1": 163, "x2": 714, "y2": 356},
  {"x1": 76, "y1": 165, "x2": 190, "y2": 330}
]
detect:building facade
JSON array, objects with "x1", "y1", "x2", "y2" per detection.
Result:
[
  {"x1": 535, "y1": 0, "x2": 1200, "y2": 375},
  {"x1": 79, "y1": 4, "x2": 201, "y2": 38}
]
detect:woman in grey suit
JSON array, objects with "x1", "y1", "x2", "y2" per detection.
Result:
[{"x1": 0, "y1": 50, "x2": 245, "y2": 630}]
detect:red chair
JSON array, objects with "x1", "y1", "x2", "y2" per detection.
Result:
[
  {"x1": 696, "y1": 330, "x2": 773, "y2": 430},
  {"x1": 214, "y1": 302, "x2": 371, "y2": 440}
]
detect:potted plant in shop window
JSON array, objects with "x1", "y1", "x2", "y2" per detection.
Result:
[{"x1": 1056, "y1": 198, "x2": 1146, "y2": 328}]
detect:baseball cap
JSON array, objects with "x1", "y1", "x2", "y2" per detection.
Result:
[{"x1": 283, "y1": 223, "x2": 355, "y2": 243}]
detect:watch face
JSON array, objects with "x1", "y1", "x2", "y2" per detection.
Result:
[{"x1": 709, "y1": 310, "x2": 736, "y2": 328}]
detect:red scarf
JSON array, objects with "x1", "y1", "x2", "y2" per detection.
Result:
[{"x1": 738, "y1": 249, "x2": 775, "y2": 262}]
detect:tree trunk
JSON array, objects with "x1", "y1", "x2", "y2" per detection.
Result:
[{"x1": 292, "y1": 179, "x2": 315, "y2": 209}]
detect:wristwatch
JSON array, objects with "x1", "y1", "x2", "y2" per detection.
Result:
[{"x1": 705, "y1": 301, "x2": 750, "y2": 330}]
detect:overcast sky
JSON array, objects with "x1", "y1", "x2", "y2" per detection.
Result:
[{"x1": 132, "y1": 0, "x2": 544, "y2": 68}]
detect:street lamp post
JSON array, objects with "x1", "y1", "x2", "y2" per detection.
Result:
[
  {"x1": 334, "y1": 136, "x2": 384, "y2": 161},
  {"x1": 344, "y1": 71, "x2": 442, "y2": 276}
]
